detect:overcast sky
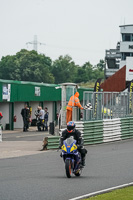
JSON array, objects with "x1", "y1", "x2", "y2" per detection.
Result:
[{"x1": 0, "y1": 0, "x2": 133, "y2": 66}]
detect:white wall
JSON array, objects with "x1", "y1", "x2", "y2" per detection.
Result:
[
  {"x1": 120, "y1": 60, "x2": 126, "y2": 69},
  {"x1": 0, "y1": 103, "x2": 9, "y2": 130},
  {"x1": 44, "y1": 101, "x2": 61, "y2": 124},
  {"x1": 126, "y1": 57, "x2": 133, "y2": 81},
  {"x1": 120, "y1": 26, "x2": 133, "y2": 34},
  {"x1": 14, "y1": 102, "x2": 41, "y2": 129},
  {"x1": 0, "y1": 101, "x2": 62, "y2": 130},
  {"x1": 120, "y1": 41, "x2": 133, "y2": 53},
  {"x1": 57, "y1": 101, "x2": 61, "y2": 115},
  {"x1": 14, "y1": 102, "x2": 25, "y2": 129},
  {"x1": 43, "y1": 101, "x2": 53, "y2": 124},
  {"x1": 30, "y1": 102, "x2": 40, "y2": 120}
]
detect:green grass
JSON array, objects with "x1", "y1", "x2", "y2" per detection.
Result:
[
  {"x1": 84, "y1": 186, "x2": 133, "y2": 200},
  {"x1": 78, "y1": 81, "x2": 95, "y2": 88}
]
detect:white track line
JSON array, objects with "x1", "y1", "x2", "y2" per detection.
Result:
[{"x1": 69, "y1": 182, "x2": 133, "y2": 200}]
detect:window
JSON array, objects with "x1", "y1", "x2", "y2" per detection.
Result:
[
  {"x1": 131, "y1": 34, "x2": 133, "y2": 41},
  {"x1": 125, "y1": 34, "x2": 131, "y2": 41},
  {"x1": 122, "y1": 53, "x2": 130, "y2": 60},
  {"x1": 122, "y1": 34, "x2": 131, "y2": 41}
]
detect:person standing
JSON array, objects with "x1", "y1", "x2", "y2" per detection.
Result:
[
  {"x1": 34, "y1": 106, "x2": 40, "y2": 120},
  {"x1": 0, "y1": 111, "x2": 3, "y2": 129},
  {"x1": 37, "y1": 106, "x2": 45, "y2": 131},
  {"x1": 0, "y1": 112, "x2": 3, "y2": 120},
  {"x1": 66, "y1": 92, "x2": 84, "y2": 123},
  {"x1": 21, "y1": 104, "x2": 30, "y2": 132},
  {"x1": 44, "y1": 107, "x2": 49, "y2": 131}
]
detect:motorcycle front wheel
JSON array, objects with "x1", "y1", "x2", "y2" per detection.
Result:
[{"x1": 65, "y1": 159, "x2": 72, "y2": 178}]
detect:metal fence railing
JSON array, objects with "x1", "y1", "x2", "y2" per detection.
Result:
[{"x1": 83, "y1": 92, "x2": 133, "y2": 121}]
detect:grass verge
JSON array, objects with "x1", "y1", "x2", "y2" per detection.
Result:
[{"x1": 84, "y1": 186, "x2": 133, "y2": 200}]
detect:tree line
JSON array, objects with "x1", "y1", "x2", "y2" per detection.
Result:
[{"x1": 0, "y1": 49, "x2": 104, "y2": 84}]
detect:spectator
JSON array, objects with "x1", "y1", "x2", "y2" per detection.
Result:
[
  {"x1": 21, "y1": 104, "x2": 30, "y2": 132},
  {"x1": 44, "y1": 107, "x2": 49, "y2": 131},
  {"x1": 37, "y1": 106, "x2": 45, "y2": 131},
  {"x1": 0, "y1": 112, "x2": 3, "y2": 120},
  {"x1": 34, "y1": 106, "x2": 40, "y2": 120}
]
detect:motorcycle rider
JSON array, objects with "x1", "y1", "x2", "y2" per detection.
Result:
[{"x1": 59, "y1": 121, "x2": 87, "y2": 167}]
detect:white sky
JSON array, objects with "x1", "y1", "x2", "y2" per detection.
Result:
[{"x1": 0, "y1": 0, "x2": 133, "y2": 66}]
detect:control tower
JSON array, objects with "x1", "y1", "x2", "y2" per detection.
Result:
[{"x1": 105, "y1": 24, "x2": 133, "y2": 79}]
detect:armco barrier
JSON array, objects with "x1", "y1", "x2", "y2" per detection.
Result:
[
  {"x1": 46, "y1": 117, "x2": 133, "y2": 150},
  {"x1": 121, "y1": 117, "x2": 133, "y2": 140},
  {"x1": 47, "y1": 136, "x2": 60, "y2": 149},
  {"x1": 103, "y1": 118, "x2": 121, "y2": 142},
  {"x1": 84, "y1": 120, "x2": 103, "y2": 145}
]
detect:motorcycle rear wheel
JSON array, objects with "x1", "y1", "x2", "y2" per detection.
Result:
[{"x1": 65, "y1": 159, "x2": 72, "y2": 178}]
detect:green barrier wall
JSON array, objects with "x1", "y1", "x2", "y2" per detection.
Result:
[
  {"x1": 47, "y1": 136, "x2": 60, "y2": 149},
  {"x1": 84, "y1": 121, "x2": 103, "y2": 145},
  {"x1": 121, "y1": 117, "x2": 133, "y2": 139},
  {"x1": 46, "y1": 117, "x2": 133, "y2": 150}
]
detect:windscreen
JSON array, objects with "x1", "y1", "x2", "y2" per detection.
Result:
[{"x1": 65, "y1": 137, "x2": 74, "y2": 145}]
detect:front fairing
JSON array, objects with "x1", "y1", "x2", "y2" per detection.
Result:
[
  {"x1": 61, "y1": 137, "x2": 78, "y2": 154},
  {"x1": 61, "y1": 137, "x2": 82, "y2": 174}
]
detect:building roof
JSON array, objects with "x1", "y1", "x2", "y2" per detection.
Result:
[
  {"x1": 0, "y1": 79, "x2": 93, "y2": 102},
  {"x1": 0, "y1": 79, "x2": 59, "y2": 87},
  {"x1": 119, "y1": 24, "x2": 133, "y2": 27}
]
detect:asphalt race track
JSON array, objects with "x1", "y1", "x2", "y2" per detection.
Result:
[{"x1": 0, "y1": 139, "x2": 133, "y2": 200}]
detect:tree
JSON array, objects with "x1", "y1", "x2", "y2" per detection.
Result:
[
  {"x1": 0, "y1": 49, "x2": 105, "y2": 84},
  {"x1": 51, "y1": 55, "x2": 78, "y2": 84},
  {"x1": 92, "y1": 59, "x2": 104, "y2": 80},
  {"x1": 75, "y1": 62, "x2": 93, "y2": 83},
  {"x1": 0, "y1": 49, "x2": 55, "y2": 83},
  {"x1": 0, "y1": 55, "x2": 19, "y2": 80},
  {"x1": 96, "y1": 59, "x2": 105, "y2": 71}
]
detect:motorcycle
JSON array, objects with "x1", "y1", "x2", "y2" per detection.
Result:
[{"x1": 61, "y1": 136, "x2": 83, "y2": 178}]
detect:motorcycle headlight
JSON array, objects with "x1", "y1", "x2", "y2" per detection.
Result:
[
  {"x1": 70, "y1": 144, "x2": 77, "y2": 152},
  {"x1": 61, "y1": 145, "x2": 67, "y2": 152}
]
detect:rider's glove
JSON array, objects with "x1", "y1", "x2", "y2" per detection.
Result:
[{"x1": 77, "y1": 145, "x2": 82, "y2": 150}]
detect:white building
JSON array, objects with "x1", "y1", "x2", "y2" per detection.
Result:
[{"x1": 105, "y1": 24, "x2": 133, "y2": 81}]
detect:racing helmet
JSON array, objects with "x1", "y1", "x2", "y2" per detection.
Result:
[{"x1": 67, "y1": 121, "x2": 75, "y2": 133}]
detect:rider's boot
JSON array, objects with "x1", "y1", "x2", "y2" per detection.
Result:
[{"x1": 81, "y1": 156, "x2": 86, "y2": 167}]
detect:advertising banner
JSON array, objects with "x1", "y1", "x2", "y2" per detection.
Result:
[
  {"x1": 35, "y1": 87, "x2": 40, "y2": 96},
  {"x1": 128, "y1": 79, "x2": 133, "y2": 114},
  {"x1": 94, "y1": 78, "x2": 101, "y2": 118},
  {"x1": 126, "y1": 57, "x2": 133, "y2": 81},
  {"x1": 2, "y1": 84, "x2": 11, "y2": 101}
]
